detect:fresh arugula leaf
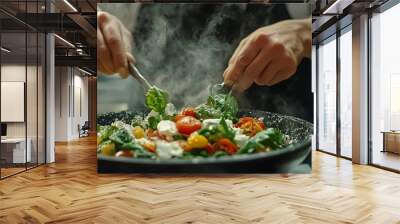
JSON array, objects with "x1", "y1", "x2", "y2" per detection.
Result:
[
  {"x1": 213, "y1": 151, "x2": 228, "y2": 158},
  {"x1": 197, "y1": 93, "x2": 238, "y2": 121},
  {"x1": 194, "y1": 104, "x2": 222, "y2": 120},
  {"x1": 145, "y1": 86, "x2": 169, "y2": 114},
  {"x1": 120, "y1": 142, "x2": 144, "y2": 151},
  {"x1": 173, "y1": 134, "x2": 186, "y2": 141},
  {"x1": 182, "y1": 152, "x2": 195, "y2": 159},
  {"x1": 118, "y1": 141, "x2": 155, "y2": 159},
  {"x1": 198, "y1": 126, "x2": 224, "y2": 143},
  {"x1": 238, "y1": 128, "x2": 285, "y2": 154},
  {"x1": 198, "y1": 119, "x2": 235, "y2": 143},
  {"x1": 134, "y1": 147, "x2": 156, "y2": 159},
  {"x1": 221, "y1": 94, "x2": 238, "y2": 121},
  {"x1": 148, "y1": 116, "x2": 160, "y2": 130},
  {"x1": 219, "y1": 119, "x2": 235, "y2": 141},
  {"x1": 98, "y1": 125, "x2": 117, "y2": 143},
  {"x1": 109, "y1": 128, "x2": 132, "y2": 146},
  {"x1": 190, "y1": 149, "x2": 209, "y2": 158}
]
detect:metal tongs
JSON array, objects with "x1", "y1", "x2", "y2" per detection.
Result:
[
  {"x1": 128, "y1": 63, "x2": 152, "y2": 91},
  {"x1": 212, "y1": 81, "x2": 238, "y2": 96}
]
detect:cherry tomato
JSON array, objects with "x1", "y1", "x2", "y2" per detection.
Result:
[
  {"x1": 235, "y1": 117, "x2": 265, "y2": 136},
  {"x1": 101, "y1": 142, "x2": 116, "y2": 156},
  {"x1": 133, "y1": 126, "x2": 145, "y2": 139},
  {"x1": 178, "y1": 140, "x2": 193, "y2": 152},
  {"x1": 143, "y1": 141, "x2": 156, "y2": 152},
  {"x1": 235, "y1": 117, "x2": 254, "y2": 127},
  {"x1": 176, "y1": 116, "x2": 202, "y2": 135},
  {"x1": 146, "y1": 129, "x2": 159, "y2": 138},
  {"x1": 257, "y1": 119, "x2": 266, "y2": 129},
  {"x1": 187, "y1": 134, "x2": 208, "y2": 148},
  {"x1": 182, "y1": 107, "x2": 196, "y2": 117},
  {"x1": 175, "y1": 114, "x2": 186, "y2": 122},
  {"x1": 205, "y1": 143, "x2": 216, "y2": 155},
  {"x1": 215, "y1": 138, "x2": 237, "y2": 155},
  {"x1": 115, "y1": 150, "x2": 134, "y2": 158}
]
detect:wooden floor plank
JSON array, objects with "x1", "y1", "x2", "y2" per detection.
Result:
[{"x1": 0, "y1": 136, "x2": 399, "y2": 223}]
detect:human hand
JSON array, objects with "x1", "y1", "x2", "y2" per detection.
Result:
[
  {"x1": 97, "y1": 11, "x2": 135, "y2": 78},
  {"x1": 223, "y1": 18, "x2": 311, "y2": 92}
]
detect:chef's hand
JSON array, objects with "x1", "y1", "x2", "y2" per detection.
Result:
[
  {"x1": 97, "y1": 11, "x2": 135, "y2": 78},
  {"x1": 223, "y1": 18, "x2": 311, "y2": 92}
]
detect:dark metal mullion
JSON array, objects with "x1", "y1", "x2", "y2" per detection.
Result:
[
  {"x1": 367, "y1": 11, "x2": 373, "y2": 166},
  {"x1": 25, "y1": 0, "x2": 28, "y2": 171},
  {"x1": 44, "y1": 0, "x2": 47, "y2": 164},
  {"x1": 336, "y1": 26, "x2": 341, "y2": 157},
  {"x1": 316, "y1": 44, "x2": 320, "y2": 151},
  {"x1": 36, "y1": 0, "x2": 39, "y2": 168}
]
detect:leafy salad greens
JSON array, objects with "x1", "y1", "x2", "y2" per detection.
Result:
[{"x1": 97, "y1": 85, "x2": 291, "y2": 160}]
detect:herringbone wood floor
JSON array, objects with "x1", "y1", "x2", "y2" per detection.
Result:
[{"x1": 0, "y1": 136, "x2": 400, "y2": 224}]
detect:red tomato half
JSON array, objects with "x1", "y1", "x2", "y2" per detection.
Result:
[
  {"x1": 215, "y1": 138, "x2": 237, "y2": 155},
  {"x1": 205, "y1": 143, "x2": 217, "y2": 155},
  {"x1": 182, "y1": 107, "x2": 196, "y2": 117},
  {"x1": 176, "y1": 116, "x2": 202, "y2": 135},
  {"x1": 235, "y1": 117, "x2": 266, "y2": 136}
]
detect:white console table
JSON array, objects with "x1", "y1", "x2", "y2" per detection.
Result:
[{"x1": 1, "y1": 138, "x2": 32, "y2": 163}]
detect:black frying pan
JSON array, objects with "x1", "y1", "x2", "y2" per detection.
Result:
[{"x1": 97, "y1": 110, "x2": 312, "y2": 173}]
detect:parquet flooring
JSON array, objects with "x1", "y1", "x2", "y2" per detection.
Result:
[{"x1": 0, "y1": 136, "x2": 400, "y2": 224}]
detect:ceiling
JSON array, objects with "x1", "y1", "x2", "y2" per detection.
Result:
[
  {"x1": 0, "y1": 0, "x2": 97, "y2": 74},
  {"x1": 312, "y1": 0, "x2": 390, "y2": 43}
]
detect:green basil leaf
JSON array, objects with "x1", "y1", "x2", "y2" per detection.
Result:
[{"x1": 145, "y1": 86, "x2": 169, "y2": 114}]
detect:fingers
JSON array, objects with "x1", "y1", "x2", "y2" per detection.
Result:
[
  {"x1": 228, "y1": 38, "x2": 247, "y2": 65},
  {"x1": 97, "y1": 28, "x2": 114, "y2": 74},
  {"x1": 126, "y1": 52, "x2": 136, "y2": 64},
  {"x1": 223, "y1": 34, "x2": 268, "y2": 85},
  {"x1": 236, "y1": 43, "x2": 274, "y2": 91},
  {"x1": 101, "y1": 19, "x2": 128, "y2": 76},
  {"x1": 255, "y1": 60, "x2": 280, "y2": 86},
  {"x1": 98, "y1": 11, "x2": 133, "y2": 78},
  {"x1": 255, "y1": 51, "x2": 297, "y2": 86},
  {"x1": 119, "y1": 53, "x2": 136, "y2": 79}
]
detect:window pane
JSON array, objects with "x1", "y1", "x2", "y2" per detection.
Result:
[
  {"x1": 371, "y1": 3, "x2": 400, "y2": 171},
  {"x1": 317, "y1": 36, "x2": 337, "y2": 154},
  {"x1": 340, "y1": 28, "x2": 352, "y2": 158}
]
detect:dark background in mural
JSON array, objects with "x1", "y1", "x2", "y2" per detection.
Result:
[{"x1": 98, "y1": 3, "x2": 312, "y2": 123}]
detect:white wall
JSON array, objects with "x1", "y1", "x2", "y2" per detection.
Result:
[{"x1": 54, "y1": 67, "x2": 89, "y2": 141}]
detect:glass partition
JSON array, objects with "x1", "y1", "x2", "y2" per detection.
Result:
[
  {"x1": 317, "y1": 35, "x2": 337, "y2": 154},
  {"x1": 0, "y1": 1, "x2": 46, "y2": 179},
  {"x1": 370, "y1": 3, "x2": 400, "y2": 171},
  {"x1": 0, "y1": 32, "x2": 28, "y2": 177},
  {"x1": 339, "y1": 27, "x2": 352, "y2": 158}
]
